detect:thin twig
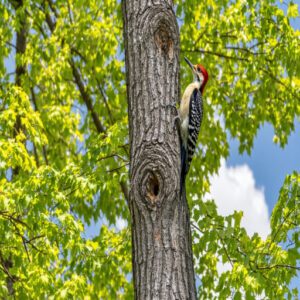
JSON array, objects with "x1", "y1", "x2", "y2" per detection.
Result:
[
  {"x1": 106, "y1": 163, "x2": 129, "y2": 173},
  {"x1": 182, "y1": 49, "x2": 249, "y2": 62}
]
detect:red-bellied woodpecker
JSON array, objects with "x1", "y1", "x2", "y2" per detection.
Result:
[{"x1": 179, "y1": 57, "x2": 208, "y2": 192}]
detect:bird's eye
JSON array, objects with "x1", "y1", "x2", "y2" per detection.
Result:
[{"x1": 197, "y1": 67, "x2": 201, "y2": 72}]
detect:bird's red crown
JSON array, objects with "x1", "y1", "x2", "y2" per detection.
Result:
[{"x1": 195, "y1": 64, "x2": 209, "y2": 93}]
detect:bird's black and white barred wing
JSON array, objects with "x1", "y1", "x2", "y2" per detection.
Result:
[{"x1": 186, "y1": 88, "x2": 203, "y2": 171}]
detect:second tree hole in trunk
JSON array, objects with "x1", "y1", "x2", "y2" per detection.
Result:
[{"x1": 154, "y1": 24, "x2": 174, "y2": 60}]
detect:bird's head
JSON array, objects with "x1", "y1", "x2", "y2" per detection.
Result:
[{"x1": 184, "y1": 57, "x2": 209, "y2": 94}]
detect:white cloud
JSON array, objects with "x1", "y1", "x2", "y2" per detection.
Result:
[
  {"x1": 209, "y1": 159, "x2": 270, "y2": 239},
  {"x1": 116, "y1": 217, "x2": 127, "y2": 231}
]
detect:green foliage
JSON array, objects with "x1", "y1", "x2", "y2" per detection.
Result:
[
  {"x1": 0, "y1": 0, "x2": 299, "y2": 298},
  {"x1": 176, "y1": 0, "x2": 300, "y2": 297},
  {"x1": 192, "y1": 175, "x2": 300, "y2": 299},
  {"x1": 0, "y1": 0, "x2": 130, "y2": 298}
]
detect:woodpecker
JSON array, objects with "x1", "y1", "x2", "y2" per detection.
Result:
[{"x1": 179, "y1": 57, "x2": 209, "y2": 192}]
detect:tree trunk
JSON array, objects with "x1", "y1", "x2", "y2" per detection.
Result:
[{"x1": 122, "y1": 1, "x2": 197, "y2": 299}]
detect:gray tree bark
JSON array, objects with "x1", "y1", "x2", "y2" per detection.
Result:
[{"x1": 122, "y1": 0, "x2": 197, "y2": 299}]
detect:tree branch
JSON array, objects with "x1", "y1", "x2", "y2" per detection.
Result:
[
  {"x1": 182, "y1": 49, "x2": 249, "y2": 62},
  {"x1": 69, "y1": 58, "x2": 106, "y2": 134}
]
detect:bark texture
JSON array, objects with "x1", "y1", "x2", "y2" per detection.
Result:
[{"x1": 122, "y1": 0, "x2": 197, "y2": 299}]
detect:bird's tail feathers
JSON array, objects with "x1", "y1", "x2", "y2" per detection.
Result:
[{"x1": 180, "y1": 145, "x2": 187, "y2": 196}]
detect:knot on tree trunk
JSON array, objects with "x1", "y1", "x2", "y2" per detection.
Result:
[
  {"x1": 138, "y1": 5, "x2": 178, "y2": 61},
  {"x1": 131, "y1": 144, "x2": 179, "y2": 210}
]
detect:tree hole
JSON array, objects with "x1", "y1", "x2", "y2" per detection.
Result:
[
  {"x1": 153, "y1": 182, "x2": 159, "y2": 196},
  {"x1": 146, "y1": 172, "x2": 160, "y2": 202},
  {"x1": 154, "y1": 25, "x2": 174, "y2": 60}
]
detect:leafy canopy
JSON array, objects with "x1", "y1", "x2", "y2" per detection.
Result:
[{"x1": 0, "y1": 0, "x2": 299, "y2": 298}]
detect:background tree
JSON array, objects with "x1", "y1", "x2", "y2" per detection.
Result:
[{"x1": 0, "y1": 0, "x2": 299, "y2": 299}]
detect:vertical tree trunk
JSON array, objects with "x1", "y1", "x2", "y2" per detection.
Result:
[{"x1": 122, "y1": 1, "x2": 197, "y2": 299}]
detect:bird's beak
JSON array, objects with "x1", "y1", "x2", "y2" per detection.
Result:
[{"x1": 184, "y1": 57, "x2": 195, "y2": 72}]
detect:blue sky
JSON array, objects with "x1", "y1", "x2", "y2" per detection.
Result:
[{"x1": 228, "y1": 122, "x2": 300, "y2": 212}]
